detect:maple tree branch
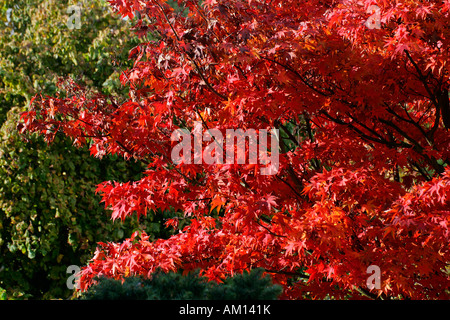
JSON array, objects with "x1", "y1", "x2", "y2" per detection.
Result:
[
  {"x1": 264, "y1": 268, "x2": 309, "y2": 280},
  {"x1": 328, "y1": 95, "x2": 447, "y2": 174},
  {"x1": 259, "y1": 116, "x2": 305, "y2": 196},
  {"x1": 162, "y1": 157, "x2": 206, "y2": 187},
  {"x1": 411, "y1": 161, "x2": 432, "y2": 181},
  {"x1": 437, "y1": 89, "x2": 450, "y2": 129},
  {"x1": 194, "y1": 106, "x2": 225, "y2": 156},
  {"x1": 275, "y1": 175, "x2": 303, "y2": 200},
  {"x1": 345, "y1": 113, "x2": 388, "y2": 142},
  {"x1": 260, "y1": 55, "x2": 332, "y2": 97},
  {"x1": 330, "y1": 105, "x2": 445, "y2": 174},
  {"x1": 191, "y1": 59, "x2": 227, "y2": 101},
  {"x1": 153, "y1": 0, "x2": 227, "y2": 101},
  {"x1": 378, "y1": 118, "x2": 445, "y2": 174},
  {"x1": 385, "y1": 104, "x2": 432, "y2": 145},
  {"x1": 153, "y1": 0, "x2": 181, "y2": 42},
  {"x1": 255, "y1": 218, "x2": 287, "y2": 238},
  {"x1": 355, "y1": 287, "x2": 388, "y2": 300},
  {"x1": 403, "y1": 49, "x2": 450, "y2": 130},
  {"x1": 114, "y1": 139, "x2": 149, "y2": 165},
  {"x1": 185, "y1": 197, "x2": 212, "y2": 202},
  {"x1": 430, "y1": 101, "x2": 441, "y2": 137},
  {"x1": 320, "y1": 110, "x2": 394, "y2": 146},
  {"x1": 80, "y1": 133, "x2": 111, "y2": 139},
  {"x1": 192, "y1": 2, "x2": 220, "y2": 42},
  {"x1": 378, "y1": 118, "x2": 423, "y2": 151},
  {"x1": 276, "y1": 119, "x2": 299, "y2": 147},
  {"x1": 404, "y1": 50, "x2": 439, "y2": 107}
]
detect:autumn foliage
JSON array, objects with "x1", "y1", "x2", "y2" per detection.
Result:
[{"x1": 20, "y1": 0, "x2": 450, "y2": 299}]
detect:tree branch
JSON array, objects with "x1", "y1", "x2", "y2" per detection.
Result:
[{"x1": 260, "y1": 55, "x2": 333, "y2": 97}]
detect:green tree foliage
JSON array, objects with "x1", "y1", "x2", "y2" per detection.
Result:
[
  {"x1": 79, "y1": 269, "x2": 283, "y2": 300},
  {"x1": 0, "y1": 0, "x2": 136, "y2": 100},
  {"x1": 0, "y1": 0, "x2": 157, "y2": 299}
]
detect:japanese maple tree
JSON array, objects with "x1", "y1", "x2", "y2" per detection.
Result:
[{"x1": 20, "y1": 0, "x2": 450, "y2": 299}]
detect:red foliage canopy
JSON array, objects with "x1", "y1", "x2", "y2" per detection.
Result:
[{"x1": 20, "y1": 0, "x2": 450, "y2": 299}]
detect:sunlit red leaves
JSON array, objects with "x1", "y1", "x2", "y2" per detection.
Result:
[{"x1": 20, "y1": 0, "x2": 450, "y2": 299}]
